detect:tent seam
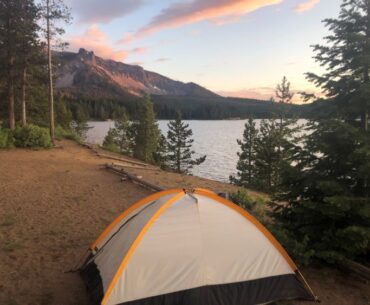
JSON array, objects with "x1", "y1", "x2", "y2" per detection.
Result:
[
  {"x1": 193, "y1": 189, "x2": 298, "y2": 272},
  {"x1": 101, "y1": 191, "x2": 185, "y2": 305},
  {"x1": 90, "y1": 189, "x2": 183, "y2": 250}
]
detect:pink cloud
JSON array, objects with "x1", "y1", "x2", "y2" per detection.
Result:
[
  {"x1": 218, "y1": 87, "x2": 276, "y2": 100},
  {"x1": 211, "y1": 15, "x2": 242, "y2": 26},
  {"x1": 294, "y1": 0, "x2": 320, "y2": 13},
  {"x1": 131, "y1": 47, "x2": 147, "y2": 54},
  {"x1": 119, "y1": 33, "x2": 134, "y2": 45},
  {"x1": 217, "y1": 87, "x2": 322, "y2": 103},
  {"x1": 68, "y1": 25, "x2": 128, "y2": 61},
  {"x1": 155, "y1": 58, "x2": 170, "y2": 63},
  {"x1": 135, "y1": 0, "x2": 282, "y2": 39}
]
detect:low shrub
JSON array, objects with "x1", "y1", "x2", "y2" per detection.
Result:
[
  {"x1": 55, "y1": 125, "x2": 81, "y2": 143},
  {"x1": 230, "y1": 189, "x2": 255, "y2": 211},
  {"x1": 230, "y1": 189, "x2": 268, "y2": 224},
  {"x1": 0, "y1": 128, "x2": 14, "y2": 148},
  {"x1": 13, "y1": 124, "x2": 52, "y2": 148}
]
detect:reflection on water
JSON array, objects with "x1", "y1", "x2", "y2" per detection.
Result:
[{"x1": 87, "y1": 120, "x2": 306, "y2": 182}]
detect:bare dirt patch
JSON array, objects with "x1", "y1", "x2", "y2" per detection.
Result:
[{"x1": 0, "y1": 140, "x2": 368, "y2": 305}]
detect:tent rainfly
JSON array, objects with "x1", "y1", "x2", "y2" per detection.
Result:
[{"x1": 80, "y1": 188, "x2": 316, "y2": 305}]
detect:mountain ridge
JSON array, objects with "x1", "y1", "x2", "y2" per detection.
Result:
[
  {"x1": 56, "y1": 48, "x2": 219, "y2": 99},
  {"x1": 55, "y1": 48, "x2": 335, "y2": 120}
]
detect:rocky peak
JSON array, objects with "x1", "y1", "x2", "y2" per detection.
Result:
[
  {"x1": 56, "y1": 49, "x2": 219, "y2": 98},
  {"x1": 78, "y1": 48, "x2": 96, "y2": 66}
]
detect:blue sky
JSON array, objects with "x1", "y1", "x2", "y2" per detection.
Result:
[{"x1": 64, "y1": 0, "x2": 342, "y2": 101}]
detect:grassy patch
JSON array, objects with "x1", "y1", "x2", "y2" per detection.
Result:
[
  {"x1": 230, "y1": 189, "x2": 269, "y2": 224},
  {"x1": 1, "y1": 240, "x2": 23, "y2": 252},
  {"x1": 55, "y1": 126, "x2": 82, "y2": 143},
  {"x1": 0, "y1": 214, "x2": 16, "y2": 227},
  {"x1": 45, "y1": 228, "x2": 64, "y2": 236}
]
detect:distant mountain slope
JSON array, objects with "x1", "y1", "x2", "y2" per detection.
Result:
[
  {"x1": 56, "y1": 48, "x2": 218, "y2": 98},
  {"x1": 55, "y1": 48, "x2": 336, "y2": 120}
]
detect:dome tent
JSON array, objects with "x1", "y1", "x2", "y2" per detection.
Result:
[{"x1": 80, "y1": 188, "x2": 315, "y2": 305}]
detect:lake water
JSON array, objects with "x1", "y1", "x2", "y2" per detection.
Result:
[{"x1": 87, "y1": 120, "x2": 300, "y2": 182}]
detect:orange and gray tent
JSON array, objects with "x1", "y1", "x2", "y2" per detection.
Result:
[{"x1": 80, "y1": 188, "x2": 315, "y2": 305}]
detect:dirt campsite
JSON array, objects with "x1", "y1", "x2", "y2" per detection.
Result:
[{"x1": 0, "y1": 140, "x2": 369, "y2": 305}]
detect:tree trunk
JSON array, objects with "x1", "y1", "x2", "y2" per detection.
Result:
[
  {"x1": 6, "y1": 6, "x2": 15, "y2": 130},
  {"x1": 177, "y1": 146, "x2": 181, "y2": 173},
  {"x1": 364, "y1": 1, "x2": 370, "y2": 132},
  {"x1": 8, "y1": 55, "x2": 15, "y2": 130},
  {"x1": 47, "y1": 0, "x2": 55, "y2": 142},
  {"x1": 21, "y1": 66, "x2": 27, "y2": 126}
]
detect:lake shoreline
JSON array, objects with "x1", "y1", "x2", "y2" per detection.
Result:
[{"x1": 87, "y1": 119, "x2": 295, "y2": 182}]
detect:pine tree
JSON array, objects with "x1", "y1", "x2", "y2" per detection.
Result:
[
  {"x1": 230, "y1": 118, "x2": 258, "y2": 188},
  {"x1": 133, "y1": 97, "x2": 161, "y2": 163},
  {"x1": 275, "y1": 76, "x2": 294, "y2": 126},
  {"x1": 40, "y1": 0, "x2": 71, "y2": 141},
  {"x1": 232, "y1": 78, "x2": 300, "y2": 192},
  {"x1": 0, "y1": 0, "x2": 19, "y2": 129},
  {"x1": 71, "y1": 105, "x2": 89, "y2": 140},
  {"x1": 271, "y1": 120, "x2": 370, "y2": 264},
  {"x1": 166, "y1": 112, "x2": 206, "y2": 174},
  {"x1": 55, "y1": 99, "x2": 72, "y2": 129},
  {"x1": 153, "y1": 134, "x2": 168, "y2": 169},
  {"x1": 306, "y1": 0, "x2": 370, "y2": 131},
  {"x1": 18, "y1": 0, "x2": 41, "y2": 126},
  {"x1": 253, "y1": 119, "x2": 282, "y2": 192},
  {"x1": 103, "y1": 114, "x2": 135, "y2": 155}
]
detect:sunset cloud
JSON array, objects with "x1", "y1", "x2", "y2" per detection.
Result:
[
  {"x1": 218, "y1": 87, "x2": 321, "y2": 103},
  {"x1": 67, "y1": 0, "x2": 145, "y2": 23},
  {"x1": 136, "y1": 0, "x2": 282, "y2": 38},
  {"x1": 218, "y1": 87, "x2": 275, "y2": 101},
  {"x1": 294, "y1": 0, "x2": 320, "y2": 13},
  {"x1": 68, "y1": 25, "x2": 128, "y2": 61},
  {"x1": 131, "y1": 47, "x2": 147, "y2": 55},
  {"x1": 155, "y1": 58, "x2": 170, "y2": 63}
]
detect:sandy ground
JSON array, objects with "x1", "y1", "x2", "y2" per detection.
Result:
[{"x1": 0, "y1": 140, "x2": 369, "y2": 305}]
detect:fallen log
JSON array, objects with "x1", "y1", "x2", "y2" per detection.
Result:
[
  {"x1": 105, "y1": 163, "x2": 164, "y2": 192},
  {"x1": 98, "y1": 152, "x2": 153, "y2": 167},
  {"x1": 108, "y1": 163, "x2": 159, "y2": 171},
  {"x1": 342, "y1": 259, "x2": 370, "y2": 280},
  {"x1": 81, "y1": 142, "x2": 154, "y2": 168}
]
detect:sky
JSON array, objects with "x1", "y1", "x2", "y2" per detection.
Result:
[{"x1": 63, "y1": 0, "x2": 342, "y2": 102}]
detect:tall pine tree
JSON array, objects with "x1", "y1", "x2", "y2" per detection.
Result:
[
  {"x1": 133, "y1": 97, "x2": 161, "y2": 163},
  {"x1": 271, "y1": 0, "x2": 370, "y2": 265},
  {"x1": 103, "y1": 113, "x2": 135, "y2": 155},
  {"x1": 230, "y1": 118, "x2": 258, "y2": 188},
  {"x1": 0, "y1": 0, "x2": 19, "y2": 129},
  {"x1": 40, "y1": 0, "x2": 71, "y2": 141},
  {"x1": 166, "y1": 112, "x2": 206, "y2": 174},
  {"x1": 18, "y1": 0, "x2": 42, "y2": 126},
  {"x1": 307, "y1": 0, "x2": 370, "y2": 131},
  {"x1": 275, "y1": 76, "x2": 294, "y2": 127},
  {"x1": 272, "y1": 120, "x2": 370, "y2": 264}
]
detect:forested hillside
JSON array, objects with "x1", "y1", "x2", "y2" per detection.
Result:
[{"x1": 52, "y1": 48, "x2": 336, "y2": 120}]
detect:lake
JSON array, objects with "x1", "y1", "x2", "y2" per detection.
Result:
[{"x1": 87, "y1": 120, "x2": 301, "y2": 182}]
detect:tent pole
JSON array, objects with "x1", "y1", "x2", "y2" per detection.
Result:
[{"x1": 296, "y1": 269, "x2": 320, "y2": 302}]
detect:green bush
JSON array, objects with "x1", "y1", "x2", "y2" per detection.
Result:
[
  {"x1": 13, "y1": 124, "x2": 52, "y2": 148},
  {"x1": 230, "y1": 189, "x2": 255, "y2": 210},
  {"x1": 230, "y1": 189, "x2": 268, "y2": 224},
  {"x1": 0, "y1": 128, "x2": 14, "y2": 148},
  {"x1": 55, "y1": 125, "x2": 81, "y2": 143}
]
